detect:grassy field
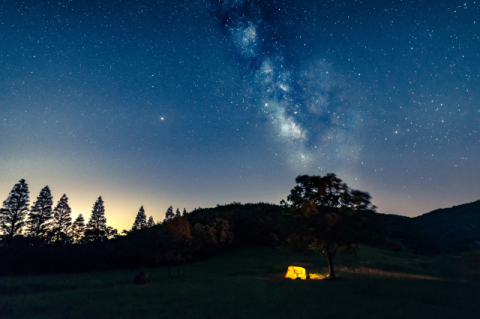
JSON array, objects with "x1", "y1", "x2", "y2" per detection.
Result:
[{"x1": 1, "y1": 245, "x2": 479, "y2": 319}]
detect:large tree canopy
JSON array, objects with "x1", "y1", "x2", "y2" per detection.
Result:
[{"x1": 280, "y1": 174, "x2": 376, "y2": 280}]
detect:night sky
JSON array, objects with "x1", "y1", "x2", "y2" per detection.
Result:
[{"x1": 1, "y1": 0, "x2": 479, "y2": 232}]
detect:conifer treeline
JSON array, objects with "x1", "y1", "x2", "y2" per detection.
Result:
[
  {"x1": 0, "y1": 179, "x2": 192, "y2": 244},
  {"x1": 0, "y1": 179, "x2": 281, "y2": 275},
  {"x1": 0, "y1": 179, "x2": 118, "y2": 244}
]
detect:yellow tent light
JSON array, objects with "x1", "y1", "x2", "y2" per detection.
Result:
[
  {"x1": 285, "y1": 266, "x2": 307, "y2": 280},
  {"x1": 308, "y1": 273, "x2": 325, "y2": 280}
]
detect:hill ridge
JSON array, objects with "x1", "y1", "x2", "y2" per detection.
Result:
[{"x1": 415, "y1": 199, "x2": 480, "y2": 220}]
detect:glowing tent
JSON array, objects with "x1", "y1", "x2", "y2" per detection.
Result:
[{"x1": 285, "y1": 266, "x2": 307, "y2": 280}]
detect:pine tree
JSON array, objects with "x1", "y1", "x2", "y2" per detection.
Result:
[
  {"x1": 85, "y1": 196, "x2": 107, "y2": 241},
  {"x1": 147, "y1": 216, "x2": 155, "y2": 228},
  {"x1": 164, "y1": 206, "x2": 174, "y2": 221},
  {"x1": 71, "y1": 214, "x2": 85, "y2": 244},
  {"x1": 182, "y1": 208, "x2": 187, "y2": 216},
  {"x1": 105, "y1": 226, "x2": 118, "y2": 240},
  {"x1": 1, "y1": 179, "x2": 29, "y2": 242},
  {"x1": 51, "y1": 194, "x2": 72, "y2": 243},
  {"x1": 132, "y1": 206, "x2": 147, "y2": 231},
  {"x1": 175, "y1": 208, "x2": 181, "y2": 217},
  {"x1": 26, "y1": 185, "x2": 53, "y2": 239}
]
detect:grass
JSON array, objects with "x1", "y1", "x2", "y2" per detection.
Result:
[{"x1": 0, "y1": 245, "x2": 479, "y2": 319}]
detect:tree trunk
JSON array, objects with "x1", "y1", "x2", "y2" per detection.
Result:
[{"x1": 324, "y1": 249, "x2": 336, "y2": 280}]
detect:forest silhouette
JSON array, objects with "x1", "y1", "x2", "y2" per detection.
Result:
[{"x1": 1, "y1": 176, "x2": 479, "y2": 276}]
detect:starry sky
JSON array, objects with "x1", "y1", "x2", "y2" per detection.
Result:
[{"x1": 1, "y1": 0, "x2": 479, "y2": 232}]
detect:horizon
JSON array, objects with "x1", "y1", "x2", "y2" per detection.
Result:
[
  {"x1": 1, "y1": 0, "x2": 478, "y2": 232},
  {"x1": 1, "y1": 176, "x2": 478, "y2": 232}
]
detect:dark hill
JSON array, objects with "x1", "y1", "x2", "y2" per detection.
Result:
[
  {"x1": 188, "y1": 202, "x2": 281, "y2": 247},
  {"x1": 413, "y1": 200, "x2": 480, "y2": 251},
  {"x1": 381, "y1": 200, "x2": 480, "y2": 253},
  {"x1": 188, "y1": 200, "x2": 480, "y2": 254}
]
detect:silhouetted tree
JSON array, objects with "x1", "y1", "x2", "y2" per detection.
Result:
[
  {"x1": 164, "y1": 206, "x2": 174, "y2": 221},
  {"x1": 182, "y1": 208, "x2": 187, "y2": 216},
  {"x1": 187, "y1": 203, "x2": 280, "y2": 247},
  {"x1": 147, "y1": 216, "x2": 155, "y2": 228},
  {"x1": 164, "y1": 215, "x2": 192, "y2": 278},
  {"x1": 105, "y1": 226, "x2": 118, "y2": 240},
  {"x1": 50, "y1": 194, "x2": 72, "y2": 243},
  {"x1": 212, "y1": 218, "x2": 234, "y2": 244},
  {"x1": 191, "y1": 218, "x2": 234, "y2": 257},
  {"x1": 280, "y1": 174, "x2": 375, "y2": 280},
  {"x1": 0, "y1": 179, "x2": 29, "y2": 242},
  {"x1": 175, "y1": 208, "x2": 181, "y2": 217},
  {"x1": 165, "y1": 216, "x2": 192, "y2": 240},
  {"x1": 71, "y1": 214, "x2": 85, "y2": 243},
  {"x1": 26, "y1": 185, "x2": 53, "y2": 240},
  {"x1": 132, "y1": 206, "x2": 147, "y2": 231},
  {"x1": 85, "y1": 196, "x2": 107, "y2": 241}
]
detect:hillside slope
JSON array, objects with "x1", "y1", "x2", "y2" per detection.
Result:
[
  {"x1": 413, "y1": 200, "x2": 480, "y2": 251},
  {"x1": 381, "y1": 200, "x2": 480, "y2": 253}
]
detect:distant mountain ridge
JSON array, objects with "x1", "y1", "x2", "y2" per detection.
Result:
[
  {"x1": 382, "y1": 200, "x2": 480, "y2": 253},
  {"x1": 415, "y1": 199, "x2": 480, "y2": 221}
]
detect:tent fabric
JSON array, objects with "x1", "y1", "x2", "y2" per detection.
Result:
[{"x1": 285, "y1": 266, "x2": 307, "y2": 280}]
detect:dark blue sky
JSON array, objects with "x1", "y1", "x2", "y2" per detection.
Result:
[{"x1": 1, "y1": 0, "x2": 478, "y2": 231}]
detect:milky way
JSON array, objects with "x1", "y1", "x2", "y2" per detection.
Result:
[
  {"x1": 0, "y1": 0, "x2": 478, "y2": 230},
  {"x1": 209, "y1": 0, "x2": 361, "y2": 166}
]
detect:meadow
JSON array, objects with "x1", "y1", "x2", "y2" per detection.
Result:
[{"x1": 1, "y1": 245, "x2": 478, "y2": 319}]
